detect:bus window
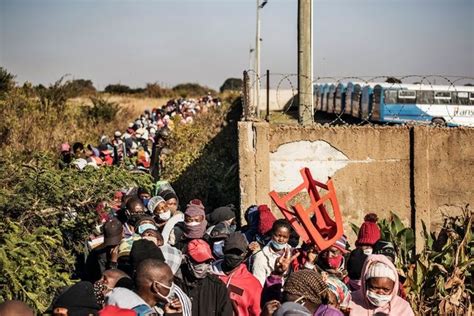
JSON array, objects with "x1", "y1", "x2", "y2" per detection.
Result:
[
  {"x1": 456, "y1": 92, "x2": 469, "y2": 105},
  {"x1": 470, "y1": 92, "x2": 474, "y2": 105},
  {"x1": 398, "y1": 90, "x2": 416, "y2": 104},
  {"x1": 434, "y1": 91, "x2": 451, "y2": 105},
  {"x1": 384, "y1": 90, "x2": 397, "y2": 104},
  {"x1": 416, "y1": 90, "x2": 434, "y2": 104}
]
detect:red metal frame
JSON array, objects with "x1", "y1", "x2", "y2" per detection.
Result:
[{"x1": 269, "y1": 167, "x2": 344, "y2": 252}]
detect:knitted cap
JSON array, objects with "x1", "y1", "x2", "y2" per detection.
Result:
[
  {"x1": 365, "y1": 261, "x2": 397, "y2": 282},
  {"x1": 257, "y1": 205, "x2": 276, "y2": 235},
  {"x1": 356, "y1": 213, "x2": 381, "y2": 247},
  {"x1": 333, "y1": 234, "x2": 349, "y2": 253},
  {"x1": 185, "y1": 204, "x2": 205, "y2": 217},
  {"x1": 283, "y1": 270, "x2": 328, "y2": 306}
]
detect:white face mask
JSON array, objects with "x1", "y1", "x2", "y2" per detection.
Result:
[
  {"x1": 363, "y1": 248, "x2": 373, "y2": 255},
  {"x1": 158, "y1": 210, "x2": 171, "y2": 221},
  {"x1": 186, "y1": 221, "x2": 201, "y2": 227},
  {"x1": 155, "y1": 281, "x2": 176, "y2": 303},
  {"x1": 366, "y1": 290, "x2": 392, "y2": 307}
]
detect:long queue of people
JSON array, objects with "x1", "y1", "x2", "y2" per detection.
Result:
[
  {"x1": 0, "y1": 185, "x2": 415, "y2": 316},
  {"x1": 58, "y1": 95, "x2": 220, "y2": 173}
]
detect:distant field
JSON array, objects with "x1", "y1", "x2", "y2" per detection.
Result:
[{"x1": 69, "y1": 95, "x2": 170, "y2": 119}]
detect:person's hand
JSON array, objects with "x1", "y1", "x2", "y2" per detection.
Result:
[
  {"x1": 248, "y1": 241, "x2": 261, "y2": 253},
  {"x1": 274, "y1": 248, "x2": 300, "y2": 275},
  {"x1": 261, "y1": 300, "x2": 281, "y2": 316},
  {"x1": 164, "y1": 298, "x2": 182, "y2": 314},
  {"x1": 110, "y1": 245, "x2": 119, "y2": 263}
]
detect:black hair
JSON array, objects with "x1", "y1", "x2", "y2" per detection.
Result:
[
  {"x1": 137, "y1": 187, "x2": 150, "y2": 197},
  {"x1": 271, "y1": 219, "x2": 292, "y2": 235},
  {"x1": 72, "y1": 142, "x2": 84, "y2": 153}
]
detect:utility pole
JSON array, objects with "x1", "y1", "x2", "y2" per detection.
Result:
[
  {"x1": 298, "y1": 0, "x2": 314, "y2": 125},
  {"x1": 254, "y1": 0, "x2": 268, "y2": 118},
  {"x1": 255, "y1": 0, "x2": 262, "y2": 118}
]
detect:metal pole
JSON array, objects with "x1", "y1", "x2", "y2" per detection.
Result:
[
  {"x1": 266, "y1": 69, "x2": 270, "y2": 121},
  {"x1": 255, "y1": 0, "x2": 261, "y2": 118},
  {"x1": 297, "y1": 0, "x2": 314, "y2": 125}
]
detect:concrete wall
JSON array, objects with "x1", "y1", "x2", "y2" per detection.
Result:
[
  {"x1": 251, "y1": 89, "x2": 296, "y2": 112},
  {"x1": 238, "y1": 122, "x2": 474, "y2": 249}
]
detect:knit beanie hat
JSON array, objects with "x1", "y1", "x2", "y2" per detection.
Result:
[
  {"x1": 365, "y1": 261, "x2": 397, "y2": 282},
  {"x1": 356, "y1": 213, "x2": 381, "y2": 247},
  {"x1": 284, "y1": 270, "x2": 328, "y2": 306},
  {"x1": 53, "y1": 281, "x2": 101, "y2": 316},
  {"x1": 257, "y1": 205, "x2": 276, "y2": 235},
  {"x1": 130, "y1": 239, "x2": 165, "y2": 271},
  {"x1": 333, "y1": 234, "x2": 349, "y2": 253}
]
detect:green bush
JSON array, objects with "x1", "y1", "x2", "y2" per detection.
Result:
[
  {"x1": 220, "y1": 78, "x2": 243, "y2": 93},
  {"x1": 172, "y1": 83, "x2": 216, "y2": 98},
  {"x1": 85, "y1": 96, "x2": 120, "y2": 123},
  {"x1": 0, "y1": 67, "x2": 15, "y2": 97},
  {"x1": 0, "y1": 220, "x2": 74, "y2": 312},
  {"x1": 0, "y1": 153, "x2": 153, "y2": 312},
  {"x1": 366, "y1": 209, "x2": 473, "y2": 315}
]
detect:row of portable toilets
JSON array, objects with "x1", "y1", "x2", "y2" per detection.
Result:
[{"x1": 314, "y1": 82, "x2": 382, "y2": 122}]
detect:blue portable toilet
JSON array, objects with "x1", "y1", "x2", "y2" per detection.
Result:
[
  {"x1": 334, "y1": 83, "x2": 346, "y2": 114},
  {"x1": 326, "y1": 84, "x2": 337, "y2": 113}
]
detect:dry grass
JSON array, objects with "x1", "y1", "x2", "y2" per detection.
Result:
[{"x1": 69, "y1": 95, "x2": 170, "y2": 119}]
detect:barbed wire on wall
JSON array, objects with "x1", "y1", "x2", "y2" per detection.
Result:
[{"x1": 242, "y1": 71, "x2": 474, "y2": 127}]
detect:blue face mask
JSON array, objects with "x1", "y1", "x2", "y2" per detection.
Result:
[
  {"x1": 270, "y1": 239, "x2": 287, "y2": 251},
  {"x1": 142, "y1": 198, "x2": 150, "y2": 207}
]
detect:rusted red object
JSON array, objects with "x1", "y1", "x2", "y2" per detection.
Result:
[{"x1": 269, "y1": 167, "x2": 344, "y2": 252}]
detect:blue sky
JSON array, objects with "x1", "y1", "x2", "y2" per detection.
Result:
[{"x1": 1, "y1": 0, "x2": 473, "y2": 89}]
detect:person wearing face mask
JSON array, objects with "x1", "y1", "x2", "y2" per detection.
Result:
[
  {"x1": 137, "y1": 187, "x2": 152, "y2": 209},
  {"x1": 148, "y1": 195, "x2": 186, "y2": 247},
  {"x1": 252, "y1": 219, "x2": 293, "y2": 285},
  {"x1": 211, "y1": 232, "x2": 262, "y2": 316},
  {"x1": 174, "y1": 204, "x2": 208, "y2": 252},
  {"x1": 176, "y1": 239, "x2": 233, "y2": 316},
  {"x1": 135, "y1": 258, "x2": 192, "y2": 316},
  {"x1": 262, "y1": 269, "x2": 342, "y2": 316},
  {"x1": 148, "y1": 196, "x2": 172, "y2": 228},
  {"x1": 311, "y1": 235, "x2": 349, "y2": 282},
  {"x1": 93, "y1": 269, "x2": 131, "y2": 307},
  {"x1": 355, "y1": 213, "x2": 381, "y2": 255},
  {"x1": 349, "y1": 254, "x2": 414, "y2": 315}
]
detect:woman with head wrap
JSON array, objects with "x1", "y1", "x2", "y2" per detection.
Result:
[
  {"x1": 262, "y1": 269, "x2": 343, "y2": 316},
  {"x1": 348, "y1": 254, "x2": 414, "y2": 315},
  {"x1": 173, "y1": 204, "x2": 208, "y2": 252}
]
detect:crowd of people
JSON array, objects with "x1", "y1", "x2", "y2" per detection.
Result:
[
  {"x1": 58, "y1": 94, "x2": 220, "y2": 175},
  {"x1": 0, "y1": 94, "x2": 417, "y2": 315},
  {"x1": 0, "y1": 185, "x2": 415, "y2": 315}
]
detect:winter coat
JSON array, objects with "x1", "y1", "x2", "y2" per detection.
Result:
[
  {"x1": 252, "y1": 243, "x2": 291, "y2": 285},
  {"x1": 176, "y1": 272, "x2": 233, "y2": 316},
  {"x1": 211, "y1": 261, "x2": 262, "y2": 316}
]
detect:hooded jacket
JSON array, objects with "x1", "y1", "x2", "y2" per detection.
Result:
[
  {"x1": 211, "y1": 261, "x2": 262, "y2": 316},
  {"x1": 349, "y1": 254, "x2": 414, "y2": 315}
]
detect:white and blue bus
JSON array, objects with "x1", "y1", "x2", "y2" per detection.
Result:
[
  {"x1": 314, "y1": 82, "x2": 474, "y2": 127},
  {"x1": 372, "y1": 84, "x2": 474, "y2": 126}
]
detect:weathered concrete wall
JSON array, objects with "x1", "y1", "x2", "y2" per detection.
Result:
[
  {"x1": 414, "y1": 127, "x2": 474, "y2": 235},
  {"x1": 238, "y1": 122, "x2": 474, "y2": 249},
  {"x1": 253, "y1": 89, "x2": 296, "y2": 112}
]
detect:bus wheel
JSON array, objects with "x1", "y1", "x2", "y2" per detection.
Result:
[{"x1": 431, "y1": 118, "x2": 446, "y2": 126}]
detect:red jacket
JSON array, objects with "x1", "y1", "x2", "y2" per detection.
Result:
[{"x1": 212, "y1": 262, "x2": 262, "y2": 316}]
